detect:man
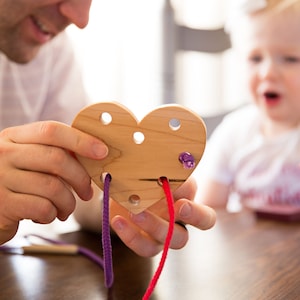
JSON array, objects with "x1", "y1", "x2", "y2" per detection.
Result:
[{"x1": 0, "y1": 0, "x2": 215, "y2": 256}]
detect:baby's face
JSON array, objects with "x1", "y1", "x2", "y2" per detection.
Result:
[{"x1": 232, "y1": 9, "x2": 300, "y2": 131}]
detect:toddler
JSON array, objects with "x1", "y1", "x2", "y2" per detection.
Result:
[{"x1": 197, "y1": 0, "x2": 300, "y2": 212}]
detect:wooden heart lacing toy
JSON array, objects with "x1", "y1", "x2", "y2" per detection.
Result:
[{"x1": 72, "y1": 102, "x2": 206, "y2": 299}]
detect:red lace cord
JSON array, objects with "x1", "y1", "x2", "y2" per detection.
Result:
[
  {"x1": 102, "y1": 175, "x2": 175, "y2": 298},
  {"x1": 142, "y1": 176, "x2": 175, "y2": 300}
]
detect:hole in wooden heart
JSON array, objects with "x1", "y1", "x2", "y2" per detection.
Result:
[
  {"x1": 100, "y1": 112, "x2": 112, "y2": 125},
  {"x1": 157, "y1": 176, "x2": 167, "y2": 186},
  {"x1": 101, "y1": 172, "x2": 111, "y2": 182},
  {"x1": 169, "y1": 118, "x2": 181, "y2": 131},
  {"x1": 128, "y1": 194, "x2": 140, "y2": 206},
  {"x1": 133, "y1": 131, "x2": 145, "y2": 144}
]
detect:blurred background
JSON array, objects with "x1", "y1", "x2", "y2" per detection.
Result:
[{"x1": 67, "y1": 0, "x2": 248, "y2": 119}]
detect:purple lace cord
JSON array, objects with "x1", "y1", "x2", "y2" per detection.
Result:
[
  {"x1": 102, "y1": 173, "x2": 114, "y2": 288},
  {"x1": 22, "y1": 234, "x2": 104, "y2": 268},
  {"x1": 1, "y1": 175, "x2": 114, "y2": 289}
]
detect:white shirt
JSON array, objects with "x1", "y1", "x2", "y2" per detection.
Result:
[
  {"x1": 0, "y1": 32, "x2": 88, "y2": 129},
  {"x1": 198, "y1": 105, "x2": 300, "y2": 206}
]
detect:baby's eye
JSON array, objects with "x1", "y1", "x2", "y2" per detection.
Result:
[
  {"x1": 248, "y1": 55, "x2": 262, "y2": 64},
  {"x1": 283, "y1": 56, "x2": 300, "y2": 63}
]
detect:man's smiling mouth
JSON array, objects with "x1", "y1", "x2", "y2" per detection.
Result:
[{"x1": 31, "y1": 16, "x2": 52, "y2": 36}]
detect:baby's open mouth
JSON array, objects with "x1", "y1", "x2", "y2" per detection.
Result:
[{"x1": 264, "y1": 92, "x2": 280, "y2": 102}]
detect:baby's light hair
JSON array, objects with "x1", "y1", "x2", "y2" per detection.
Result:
[
  {"x1": 226, "y1": 0, "x2": 300, "y2": 34},
  {"x1": 262, "y1": 0, "x2": 300, "y2": 14}
]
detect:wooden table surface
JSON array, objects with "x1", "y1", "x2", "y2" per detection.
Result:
[{"x1": 1, "y1": 209, "x2": 300, "y2": 300}]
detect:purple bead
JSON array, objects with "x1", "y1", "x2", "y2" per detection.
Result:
[{"x1": 178, "y1": 152, "x2": 195, "y2": 169}]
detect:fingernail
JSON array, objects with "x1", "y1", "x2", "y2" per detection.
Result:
[
  {"x1": 131, "y1": 212, "x2": 146, "y2": 223},
  {"x1": 179, "y1": 203, "x2": 192, "y2": 218},
  {"x1": 113, "y1": 218, "x2": 125, "y2": 232},
  {"x1": 92, "y1": 143, "x2": 108, "y2": 159},
  {"x1": 82, "y1": 186, "x2": 93, "y2": 200},
  {"x1": 86, "y1": 186, "x2": 94, "y2": 199}
]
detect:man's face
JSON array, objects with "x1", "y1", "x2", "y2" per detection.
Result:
[{"x1": 0, "y1": 0, "x2": 92, "y2": 63}]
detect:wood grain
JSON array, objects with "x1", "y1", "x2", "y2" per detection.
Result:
[{"x1": 72, "y1": 102, "x2": 206, "y2": 213}]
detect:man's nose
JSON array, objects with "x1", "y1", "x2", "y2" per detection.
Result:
[{"x1": 59, "y1": 0, "x2": 92, "y2": 29}]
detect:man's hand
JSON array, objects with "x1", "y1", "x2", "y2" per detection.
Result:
[
  {"x1": 0, "y1": 121, "x2": 108, "y2": 245},
  {"x1": 74, "y1": 177, "x2": 216, "y2": 257},
  {"x1": 110, "y1": 177, "x2": 216, "y2": 256}
]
